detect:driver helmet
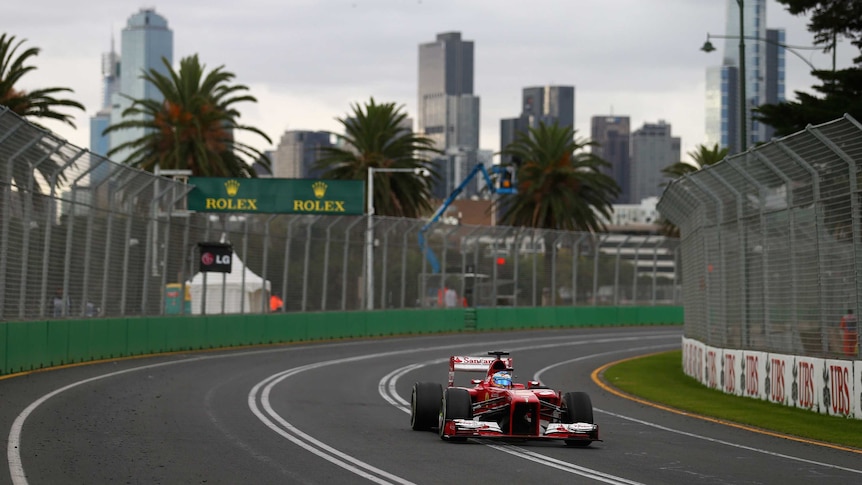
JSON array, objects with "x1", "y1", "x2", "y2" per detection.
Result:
[{"x1": 491, "y1": 371, "x2": 512, "y2": 388}]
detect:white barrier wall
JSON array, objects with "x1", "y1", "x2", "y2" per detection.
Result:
[{"x1": 681, "y1": 337, "x2": 860, "y2": 419}]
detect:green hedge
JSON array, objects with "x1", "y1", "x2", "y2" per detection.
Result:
[{"x1": 0, "y1": 306, "x2": 682, "y2": 376}]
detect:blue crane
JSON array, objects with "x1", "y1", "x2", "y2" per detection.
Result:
[{"x1": 418, "y1": 163, "x2": 516, "y2": 273}]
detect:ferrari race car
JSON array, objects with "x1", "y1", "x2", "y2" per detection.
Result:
[{"x1": 410, "y1": 351, "x2": 600, "y2": 446}]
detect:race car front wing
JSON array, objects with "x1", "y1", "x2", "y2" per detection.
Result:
[{"x1": 445, "y1": 419, "x2": 600, "y2": 442}]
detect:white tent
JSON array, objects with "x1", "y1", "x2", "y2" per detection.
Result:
[{"x1": 188, "y1": 253, "x2": 271, "y2": 314}]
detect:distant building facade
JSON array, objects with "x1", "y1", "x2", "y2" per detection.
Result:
[
  {"x1": 590, "y1": 115, "x2": 631, "y2": 204},
  {"x1": 600, "y1": 196, "x2": 660, "y2": 228},
  {"x1": 271, "y1": 131, "x2": 337, "y2": 179},
  {"x1": 500, "y1": 86, "x2": 574, "y2": 164},
  {"x1": 252, "y1": 150, "x2": 274, "y2": 177},
  {"x1": 705, "y1": 0, "x2": 785, "y2": 153},
  {"x1": 762, "y1": 28, "x2": 786, "y2": 142},
  {"x1": 418, "y1": 32, "x2": 480, "y2": 199},
  {"x1": 89, "y1": 39, "x2": 120, "y2": 159},
  {"x1": 106, "y1": 8, "x2": 173, "y2": 163},
  {"x1": 630, "y1": 121, "x2": 679, "y2": 204},
  {"x1": 705, "y1": 65, "x2": 738, "y2": 154}
]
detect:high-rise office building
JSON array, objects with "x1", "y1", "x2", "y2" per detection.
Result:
[
  {"x1": 762, "y1": 28, "x2": 787, "y2": 142},
  {"x1": 107, "y1": 8, "x2": 173, "y2": 163},
  {"x1": 252, "y1": 150, "x2": 274, "y2": 177},
  {"x1": 499, "y1": 116, "x2": 527, "y2": 165},
  {"x1": 630, "y1": 121, "x2": 679, "y2": 204},
  {"x1": 705, "y1": 0, "x2": 785, "y2": 153},
  {"x1": 500, "y1": 86, "x2": 575, "y2": 165},
  {"x1": 89, "y1": 38, "x2": 120, "y2": 159},
  {"x1": 521, "y1": 86, "x2": 575, "y2": 130},
  {"x1": 272, "y1": 131, "x2": 337, "y2": 179},
  {"x1": 591, "y1": 116, "x2": 631, "y2": 204},
  {"x1": 705, "y1": 65, "x2": 738, "y2": 154},
  {"x1": 418, "y1": 32, "x2": 480, "y2": 198}
]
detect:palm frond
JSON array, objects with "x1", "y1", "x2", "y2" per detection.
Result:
[
  {"x1": 314, "y1": 97, "x2": 440, "y2": 218},
  {"x1": 499, "y1": 121, "x2": 619, "y2": 232},
  {"x1": 103, "y1": 54, "x2": 269, "y2": 177}
]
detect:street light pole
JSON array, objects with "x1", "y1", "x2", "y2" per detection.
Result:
[
  {"x1": 702, "y1": 34, "x2": 820, "y2": 72},
  {"x1": 737, "y1": 0, "x2": 747, "y2": 153},
  {"x1": 365, "y1": 166, "x2": 430, "y2": 310},
  {"x1": 366, "y1": 166, "x2": 374, "y2": 310},
  {"x1": 702, "y1": 26, "x2": 826, "y2": 154}
]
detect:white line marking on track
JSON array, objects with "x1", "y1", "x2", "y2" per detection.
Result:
[
  {"x1": 250, "y1": 361, "x2": 416, "y2": 485},
  {"x1": 7, "y1": 356, "x2": 217, "y2": 485},
  {"x1": 382, "y1": 340, "x2": 862, "y2": 481},
  {"x1": 594, "y1": 408, "x2": 862, "y2": 475},
  {"x1": 7, "y1": 331, "x2": 678, "y2": 484},
  {"x1": 534, "y1": 351, "x2": 862, "y2": 476},
  {"x1": 377, "y1": 340, "x2": 682, "y2": 484},
  {"x1": 486, "y1": 443, "x2": 646, "y2": 485},
  {"x1": 251, "y1": 334, "x2": 676, "y2": 484}
]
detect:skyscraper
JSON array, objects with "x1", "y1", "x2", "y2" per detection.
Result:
[
  {"x1": 500, "y1": 86, "x2": 575, "y2": 164},
  {"x1": 107, "y1": 8, "x2": 173, "y2": 163},
  {"x1": 705, "y1": 65, "x2": 738, "y2": 154},
  {"x1": 521, "y1": 85, "x2": 575, "y2": 129},
  {"x1": 763, "y1": 28, "x2": 787, "y2": 142},
  {"x1": 89, "y1": 38, "x2": 120, "y2": 159},
  {"x1": 272, "y1": 130, "x2": 337, "y2": 179},
  {"x1": 418, "y1": 32, "x2": 480, "y2": 198},
  {"x1": 591, "y1": 116, "x2": 631, "y2": 204},
  {"x1": 630, "y1": 121, "x2": 679, "y2": 204},
  {"x1": 705, "y1": 0, "x2": 785, "y2": 153}
]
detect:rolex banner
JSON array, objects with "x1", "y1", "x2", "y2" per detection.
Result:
[{"x1": 187, "y1": 177, "x2": 365, "y2": 215}]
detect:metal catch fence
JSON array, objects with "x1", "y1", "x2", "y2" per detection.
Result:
[
  {"x1": 1, "y1": 107, "x2": 680, "y2": 321},
  {"x1": 658, "y1": 114, "x2": 862, "y2": 360}
]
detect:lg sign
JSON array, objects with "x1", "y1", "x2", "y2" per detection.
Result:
[
  {"x1": 198, "y1": 242, "x2": 233, "y2": 273},
  {"x1": 201, "y1": 252, "x2": 230, "y2": 266}
]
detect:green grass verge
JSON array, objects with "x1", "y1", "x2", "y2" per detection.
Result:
[{"x1": 603, "y1": 350, "x2": 862, "y2": 450}]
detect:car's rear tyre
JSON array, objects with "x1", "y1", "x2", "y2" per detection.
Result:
[
  {"x1": 410, "y1": 382, "x2": 442, "y2": 431},
  {"x1": 439, "y1": 388, "x2": 472, "y2": 441},
  {"x1": 562, "y1": 391, "x2": 594, "y2": 447}
]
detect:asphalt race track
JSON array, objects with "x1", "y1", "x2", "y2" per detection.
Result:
[{"x1": 2, "y1": 327, "x2": 861, "y2": 484}]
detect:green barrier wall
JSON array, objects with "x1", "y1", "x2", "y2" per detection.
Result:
[{"x1": 0, "y1": 306, "x2": 682, "y2": 376}]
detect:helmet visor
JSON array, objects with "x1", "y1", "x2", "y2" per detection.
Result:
[{"x1": 493, "y1": 373, "x2": 512, "y2": 387}]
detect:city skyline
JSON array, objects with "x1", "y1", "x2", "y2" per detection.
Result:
[{"x1": 11, "y1": 0, "x2": 855, "y2": 166}]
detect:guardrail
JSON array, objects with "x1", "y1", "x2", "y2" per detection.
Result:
[
  {"x1": 658, "y1": 114, "x2": 862, "y2": 361},
  {"x1": 0, "y1": 306, "x2": 682, "y2": 375}
]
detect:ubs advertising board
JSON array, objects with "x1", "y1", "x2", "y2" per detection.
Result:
[
  {"x1": 187, "y1": 177, "x2": 365, "y2": 215},
  {"x1": 682, "y1": 337, "x2": 861, "y2": 419}
]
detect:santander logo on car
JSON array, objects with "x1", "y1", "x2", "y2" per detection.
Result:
[{"x1": 455, "y1": 356, "x2": 494, "y2": 365}]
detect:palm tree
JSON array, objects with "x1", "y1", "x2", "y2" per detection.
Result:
[
  {"x1": 104, "y1": 54, "x2": 271, "y2": 177},
  {"x1": 0, "y1": 34, "x2": 85, "y2": 128},
  {"x1": 500, "y1": 122, "x2": 619, "y2": 232},
  {"x1": 0, "y1": 33, "x2": 85, "y2": 195},
  {"x1": 658, "y1": 143, "x2": 728, "y2": 237},
  {"x1": 314, "y1": 97, "x2": 439, "y2": 218},
  {"x1": 499, "y1": 122, "x2": 620, "y2": 305},
  {"x1": 661, "y1": 143, "x2": 728, "y2": 180}
]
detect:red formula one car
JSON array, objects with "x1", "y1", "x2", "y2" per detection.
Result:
[{"x1": 410, "y1": 351, "x2": 600, "y2": 447}]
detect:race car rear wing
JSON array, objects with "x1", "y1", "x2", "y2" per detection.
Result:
[{"x1": 448, "y1": 354, "x2": 513, "y2": 387}]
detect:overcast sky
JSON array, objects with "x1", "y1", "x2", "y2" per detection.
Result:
[{"x1": 8, "y1": 0, "x2": 857, "y2": 164}]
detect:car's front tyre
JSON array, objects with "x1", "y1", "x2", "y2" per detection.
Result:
[
  {"x1": 439, "y1": 388, "x2": 472, "y2": 441},
  {"x1": 562, "y1": 391, "x2": 594, "y2": 447},
  {"x1": 410, "y1": 382, "x2": 442, "y2": 431}
]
